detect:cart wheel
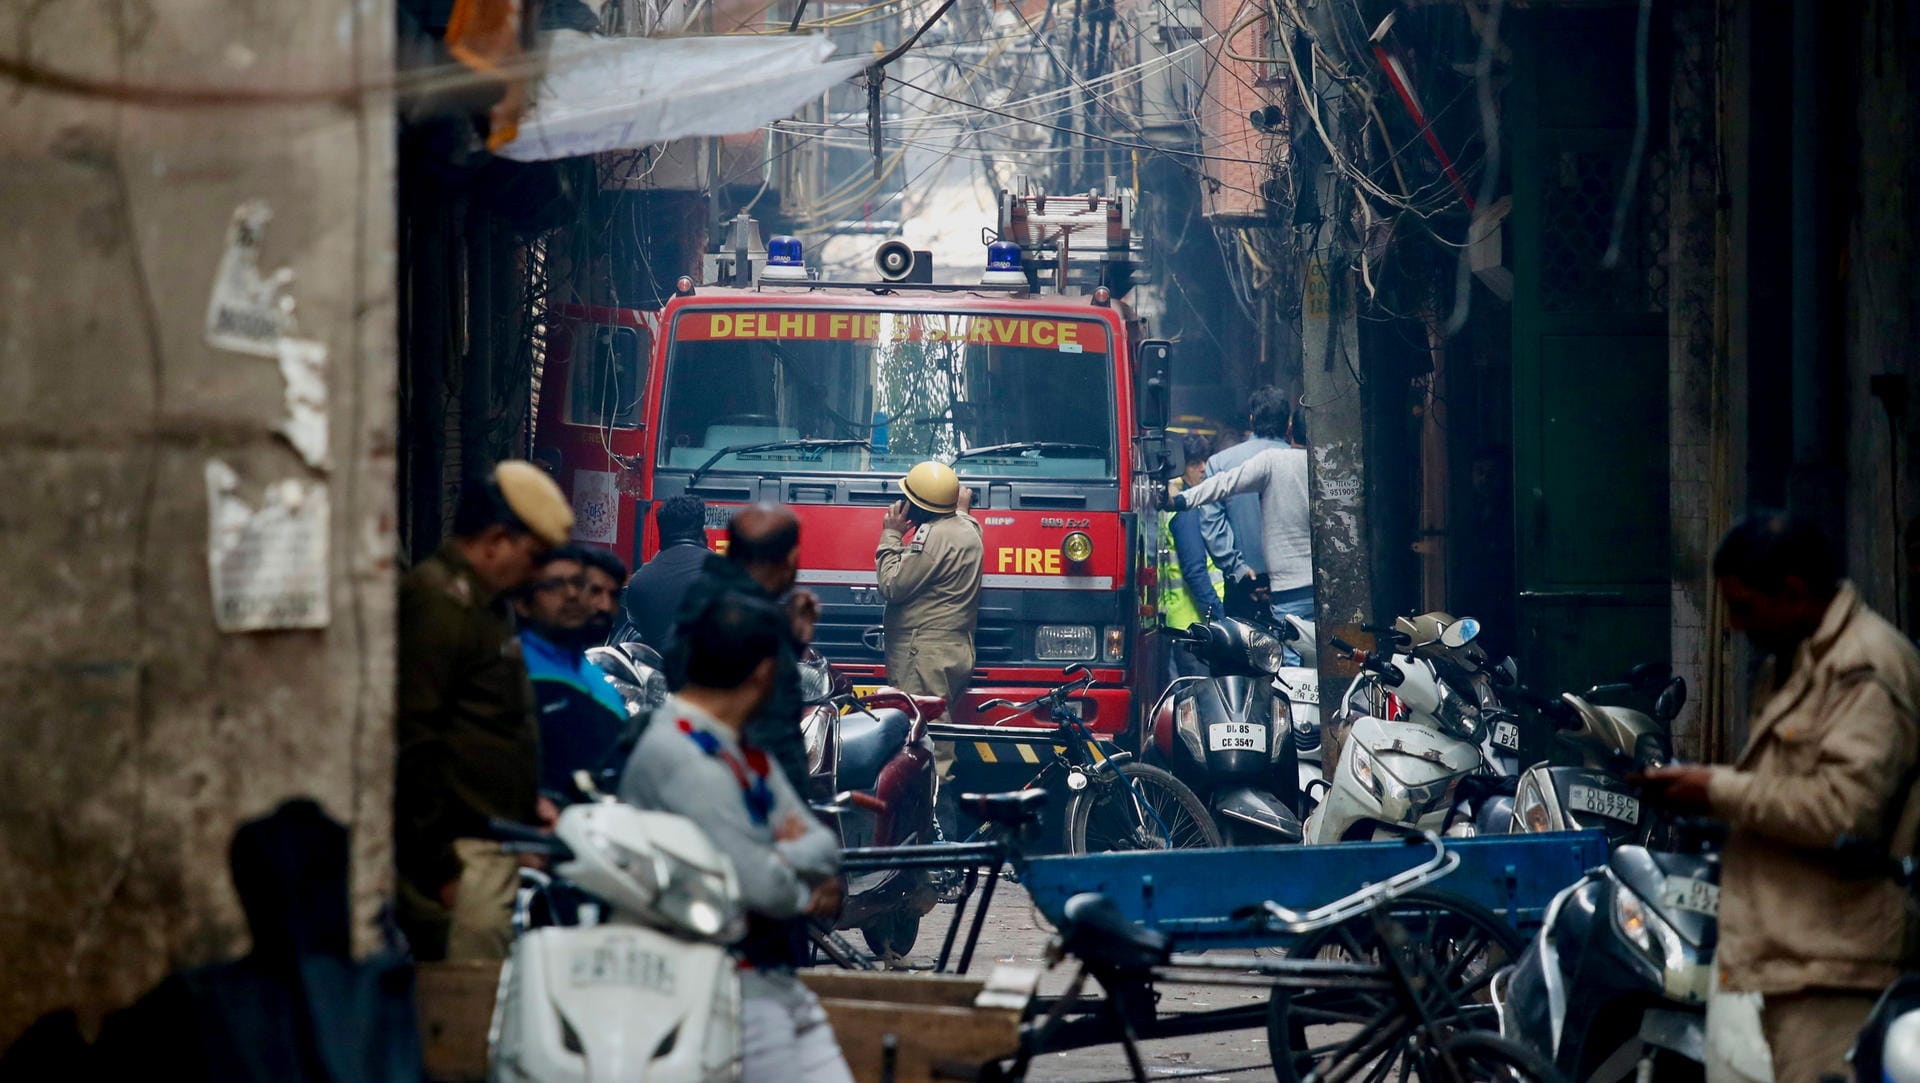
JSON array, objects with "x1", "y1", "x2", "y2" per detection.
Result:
[
  {"x1": 1432, "y1": 1031, "x2": 1571, "y2": 1083},
  {"x1": 861, "y1": 910, "x2": 921, "y2": 958},
  {"x1": 1265, "y1": 890, "x2": 1523, "y2": 1083},
  {"x1": 1066, "y1": 763, "x2": 1223, "y2": 855}
]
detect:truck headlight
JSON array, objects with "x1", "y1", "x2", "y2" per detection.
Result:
[
  {"x1": 1062, "y1": 531, "x2": 1094, "y2": 563},
  {"x1": 1036, "y1": 624, "x2": 1096, "y2": 660},
  {"x1": 1614, "y1": 884, "x2": 1687, "y2": 973}
]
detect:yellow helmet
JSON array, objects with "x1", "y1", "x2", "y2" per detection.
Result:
[{"x1": 901, "y1": 460, "x2": 960, "y2": 515}]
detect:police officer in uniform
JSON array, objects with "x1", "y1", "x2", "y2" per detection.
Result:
[
  {"x1": 876, "y1": 461, "x2": 983, "y2": 834},
  {"x1": 395, "y1": 461, "x2": 573, "y2": 962}
]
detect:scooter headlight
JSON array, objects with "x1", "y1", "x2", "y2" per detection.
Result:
[
  {"x1": 1269, "y1": 695, "x2": 1292, "y2": 762},
  {"x1": 653, "y1": 850, "x2": 743, "y2": 942},
  {"x1": 1513, "y1": 775, "x2": 1553, "y2": 833},
  {"x1": 1349, "y1": 743, "x2": 1402, "y2": 802},
  {"x1": 1614, "y1": 884, "x2": 1687, "y2": 974},
  {"x1": 801, "y1": 707, "x2": 831, "y2": 775},
  {"x1": 1245, "y1": 630, "x2": 1284, "y2": 675}
]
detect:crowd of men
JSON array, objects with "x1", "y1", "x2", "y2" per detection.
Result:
[
  {"x1": 393, "y1": 457, "x2": 981, "y2": 1082},
  {"x1": 391, "y1": 413, "x2": 1920, "y2": 1083}
]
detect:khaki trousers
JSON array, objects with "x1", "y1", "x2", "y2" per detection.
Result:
[
  {"x1": 886, "y1": 629, "x2": 974, "y2": 795},
  {"x1": 400, "y1": 838, "x2": 520, "y2": 962},
  {"x1": 1760, "y1": 990, "x2": 1876, "y2": 1083}
]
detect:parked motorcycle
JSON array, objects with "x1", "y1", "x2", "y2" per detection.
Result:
[
  {"x1": 1495, "y1": 822, "x2": 1723, "y2": 1080},
  {"x1": 796, "y1": 649, "x2": 940, "y2": 957},
  {"x1": 1301, "y1": 623, "x2": 1500, "y2": 844},
  {"x1": 1150, "y1": 616, "x2": 1303, "y2": 843},
  {"x1": 488, "y1": 802, "x2": 745, "y2": 1082},
  {"x1": 1507, "y1": 667, "x2": 1687, "y2": 845}
]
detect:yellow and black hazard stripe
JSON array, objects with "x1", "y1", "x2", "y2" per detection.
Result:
[{"x1": 946, "y1": 735, "x2": 1112, "y2": 767}]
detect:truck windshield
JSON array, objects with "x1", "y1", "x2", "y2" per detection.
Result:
[{"x1": 657, "y1": 308, "x2": 1117, "y2": 479}]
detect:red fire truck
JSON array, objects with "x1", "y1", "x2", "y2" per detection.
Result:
[{"x1": 533, "y1": 186, "x2": 1173, "y2": 758}]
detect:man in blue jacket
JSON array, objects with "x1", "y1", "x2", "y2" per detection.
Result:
[{"x1": 517, "y1": 546, "x2": 629, "y2": 801}]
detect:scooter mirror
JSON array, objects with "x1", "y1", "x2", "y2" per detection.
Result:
[
  {"x1": 1654, "y1": 676, "x2": 1688, "y2": 722},
  {"x1": 1494, "y1": 657, "x2": 1519, "y2": 687},
  {"x1": 1439, "y1": 617, "x2": 1481, "y2": 649},
  {"x1": 1628, "y1": 661, "x2": 1674, "y2": 693}
]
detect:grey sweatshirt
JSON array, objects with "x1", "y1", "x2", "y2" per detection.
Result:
[
  {"x1": 1180, "y1": 446, "x2": 1313, "y2": 594},
  {"x1": 1197, "y1": 436, "x2": 1286, "y2": 580},
  {"x1": 620, "y1": 694, "x2": 839, "y2": 921}
]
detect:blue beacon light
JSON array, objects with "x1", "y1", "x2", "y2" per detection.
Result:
[
  {"x1": 762, "y1": 235, "x2": 807, "y2": 282},
  {"x1": 982, "y1": 241, "x2": 1027, "y2": 286}
]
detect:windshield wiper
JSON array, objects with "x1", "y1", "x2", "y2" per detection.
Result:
[
  {"x1": 953, "y1": 441, "x2": 1102, "y2": 461},
  {"x1": 686, "y1": 439, "x2": 872, "y2": 487}
]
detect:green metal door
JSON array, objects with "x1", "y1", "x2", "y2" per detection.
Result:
[{"x1": 1510, "y1": 11, "x2": 1672, "y2": 699}]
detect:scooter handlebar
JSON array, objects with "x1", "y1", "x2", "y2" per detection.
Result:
[
  {"x1": 488, "y1": 817, "x2": 574, "y2": 862},
  {"x1": 1331, "y1": 637, "x2": 1406, "y2": 686}
]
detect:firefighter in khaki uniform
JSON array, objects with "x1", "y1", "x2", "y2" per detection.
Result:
[{"x1": 876, "y1": 461, "x2": 983, "y2": 830}]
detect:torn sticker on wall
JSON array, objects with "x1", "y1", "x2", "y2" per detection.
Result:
[
  {"x1": 206, "y1": 460, "x2": 329, "y2": 631},
  {"x1": 276, "y1": 337, "x2": 329, "y2": 470},
  {"x1": 570, "y1": 469, "x2": 619, "y2": 545},
  {"x1": 205, "y1": 201, "x2": 297, "y2": 356}
]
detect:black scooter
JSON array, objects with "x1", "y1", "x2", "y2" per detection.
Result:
[
  {"x1": 1495, "y1": 819, "x2": 1723, "y2": 1080},
  {"x1": 1148, "y1": 617, "x2": 1303, "y2": 844}
]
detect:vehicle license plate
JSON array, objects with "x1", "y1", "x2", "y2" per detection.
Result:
[
  {"x1": 1659, "y1": 876, "x2": 1720, "y2": 916},
  {"x1": 1289, "y1": 679, "x2": 1319, "y2": 705},
  {"x1": 1568, "y1": 784, "x2": 1641, "y2": 824},
  {"x1": 571, "y1": 941, "x2": 677, "y2": 993},
  {"x1": 1208, "y1": 721, "x2": 1268, "y2": 753},
  {"x1": 1490, "y1": 720, "x2": 1520, "y2": 751}
]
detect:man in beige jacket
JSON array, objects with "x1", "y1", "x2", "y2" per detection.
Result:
[{"x1": 1645, "y1": 512, "x2": 1920, "y2": 1082}]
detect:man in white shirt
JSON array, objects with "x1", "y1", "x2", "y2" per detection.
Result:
[{"x1": 1172, "y1": 444, "x2": 1314, "y2": 657}]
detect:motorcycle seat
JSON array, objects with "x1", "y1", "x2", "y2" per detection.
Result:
[
  {"x1": 960, "y1": 790, "x2": 1047, "y2": 827},
  {"x1": 1060, "y1": 892, "x2": 1171, "y2": 971},
  {"x1": 837, "y1": 707, "x2": 913, "y2": 793}
]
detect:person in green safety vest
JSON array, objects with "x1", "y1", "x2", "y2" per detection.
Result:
[{"x1": 1160, "y1": 434, "x2": 1228, "y2": 679}]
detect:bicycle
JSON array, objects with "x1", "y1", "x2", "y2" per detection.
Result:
[
  {"x1": 932, "y1": 663, "x2": 1223, "y2": 854},
  {"x1": 986, "y1": 818, "x2": 1562, "y2": 1083}
]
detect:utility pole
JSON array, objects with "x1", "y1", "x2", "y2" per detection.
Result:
[{"x1": 1293, "y1": 6, "x2": 1379, "y2": 680}]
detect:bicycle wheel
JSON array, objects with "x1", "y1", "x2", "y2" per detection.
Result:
[
  {"x1": 1066, "y1": 762, "x2": 1223, "y2": 854},
  {"x1": 1265, "y1": 890, "x2": 1524, "y2": 1083},
  {"x1": 1432, "y1": 1031, "x2": 1571, "y2": 1083}
]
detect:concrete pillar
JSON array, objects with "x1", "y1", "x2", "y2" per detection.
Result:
[
  {"x1": 0, "y1": 0, "x2": 394, "y2": 1045},
  {"x1": 1666, "y1": 0, "x2": 1733, "y2": 761}
]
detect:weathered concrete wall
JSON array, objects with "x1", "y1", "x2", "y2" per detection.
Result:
[{"x1": 0, "y1": 0, "x2": 394, "y2": 1045}]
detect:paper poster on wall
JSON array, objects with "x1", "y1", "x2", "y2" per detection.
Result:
[
  {"x1": 206, "y1": 460, "x2": 330, "y2": 631},
  {"x1": 570, "y1": 469, "x2": 619, "y2": 545}
]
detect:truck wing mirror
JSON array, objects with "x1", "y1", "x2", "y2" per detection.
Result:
[{"x1": 1137, "y1": 340, "x2": 1171, "y2": 432}]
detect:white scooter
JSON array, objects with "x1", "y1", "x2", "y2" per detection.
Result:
[
  {"x1": 1300, "y1": 624, "x2": 1495, "y2": 845},
  {"x1": 489, "y1": 800, "x2": 746, "y2": 1083},
  {"x1": 1269, "y1": 615, "x2": 1326, "y2": 806}
]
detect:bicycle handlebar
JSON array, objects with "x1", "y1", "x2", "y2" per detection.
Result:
[
  {"x1": 976, "y1": 669, "x2": 1098, "y2": 723},
  {"x1": 1233, "y1": 832, "x2": 1459, "y2": 936}
]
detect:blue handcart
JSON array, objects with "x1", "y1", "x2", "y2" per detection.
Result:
[
  {"x1": 1018, "y1": 829, "x2": 1608, "y2": 947},
  {"x1": 840, "y1": 816, "x2": 1603, "y2": 1082}
]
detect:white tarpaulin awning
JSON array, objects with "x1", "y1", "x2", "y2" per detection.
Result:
[{"x1": 498, "y1": 30, "x2": 865, "y2": 162}]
